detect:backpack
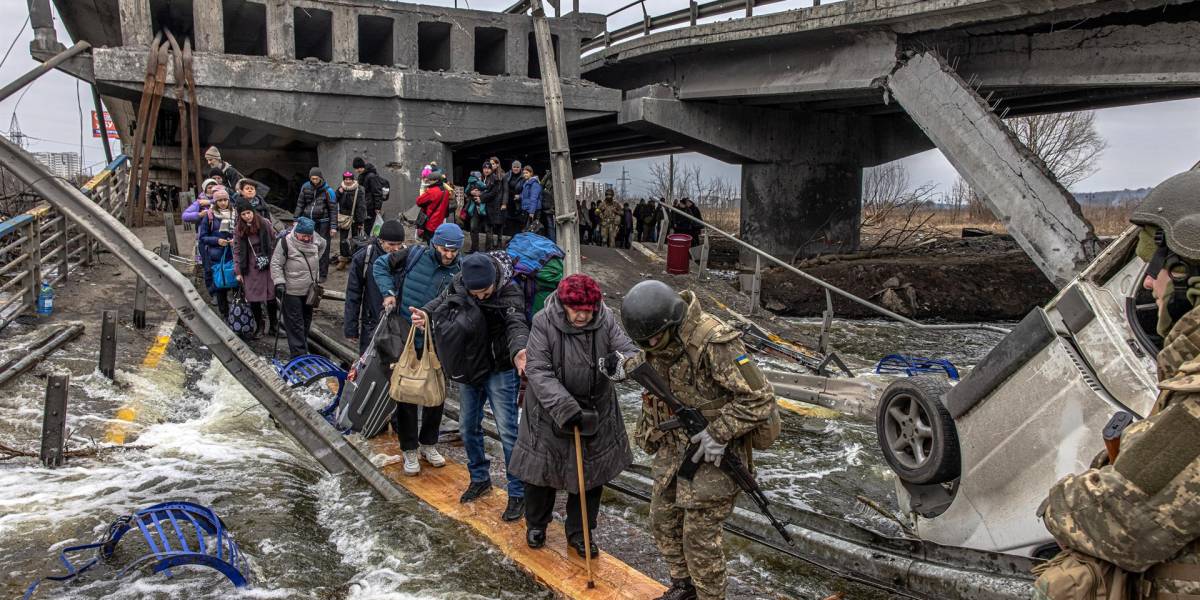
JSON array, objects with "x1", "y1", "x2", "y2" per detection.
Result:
[
  {"x1": 377, "y1": 174, "x2": 391, "y2": 203},
  {"x1": 506, "y1": 233, "x2": 565, "y2": 320},
  {"x1": 431, "y1": 293, "x2": 492, "y2": 386}
]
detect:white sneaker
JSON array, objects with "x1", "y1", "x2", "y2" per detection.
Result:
[
  {"x1": 403, "y1": 450, "x2": 421, "y2": 476},
  {"x1": 420, "y1": 445, "x2": 446, "y2": 468}
]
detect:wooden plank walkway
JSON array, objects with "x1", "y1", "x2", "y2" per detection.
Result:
[{"x1": 369, "y1": 437, "x2": 667, "y2": 600}]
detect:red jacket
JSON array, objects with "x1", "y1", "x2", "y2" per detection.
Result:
[{"x1": 416, "y1": 185, "x2": 451, "y2": 233}]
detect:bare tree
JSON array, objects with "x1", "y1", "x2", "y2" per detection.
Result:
[
  {"x1": 860, "y1": 161, "x2": 940, "y2": 251},
  {"x1": 1007, "y1": 111, "x2": 1107, "y2": 188},
  {"x1": 647, "y1": 158, "x2": 680, "y2": 201}
]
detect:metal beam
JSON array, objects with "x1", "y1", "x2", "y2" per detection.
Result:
[
  {"x1": 886, "y1": 51, "x2": 1098, "y2": 287},
  {"x1": 0, "y1": 41, "x2": 90, "y2": 102},
  {"x1": 0, "y1": 135, "x2": 405, "y2": 501}
]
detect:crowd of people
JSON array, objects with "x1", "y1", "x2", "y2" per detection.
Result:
[
  {"x1": 576, "y1": 192, "x2": 706, "y2": 249},
  {"x1": 175, "y1": 143, "x2": 1200, "y2": 600},
  {"x1": 179, "y1": 146, "x2": 780, "y2": 600}
]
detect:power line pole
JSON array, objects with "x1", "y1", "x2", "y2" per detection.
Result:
[
  {"x1": 617, "y1": 166, "x2": 631, "y2": 200},
  {"x1": 529, "y1": 0, "x2": 580, "y2": 275}
]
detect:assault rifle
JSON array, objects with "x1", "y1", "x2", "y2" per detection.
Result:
[{"x1": 629, "y1": 361, "x2": 795, "y2": 546}]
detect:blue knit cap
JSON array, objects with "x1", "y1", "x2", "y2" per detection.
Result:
[
  {"x1": 430, "y1": 223, "x2": 464, "y2": 249},
  {"x1": 294, "y1": 217, "x2": 315, "y2": 234}
]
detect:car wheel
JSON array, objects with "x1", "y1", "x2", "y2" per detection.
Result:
[{"x1": 876, "y1": 376, "x2": 960, "y2": 485}]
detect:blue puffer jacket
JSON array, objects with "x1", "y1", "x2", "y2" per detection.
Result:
[
  {"x1": 197, "y1": 209, "x2": 235, "y2": 293},
  {"x1": 520, "y1": 176, "x2": 542, "y2": 215},
  {"x1": 372, "y1": 245, "x2": 460, "y2": 348}
]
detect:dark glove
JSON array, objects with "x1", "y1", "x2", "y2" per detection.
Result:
[
  {"x1": 562, "y1": 409, "x2": 584, "y2": 431},
  {"x1": 275, "y1": 284, "x2": 286, "y2": 300}
]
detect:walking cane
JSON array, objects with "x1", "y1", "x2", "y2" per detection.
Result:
[{"x1": 573, "y1": 425, "x2": 595, "y2": 589}]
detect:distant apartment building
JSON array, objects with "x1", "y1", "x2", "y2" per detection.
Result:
[{"x1": 32, "y1": 152, "x2": 82, "y2": 180}]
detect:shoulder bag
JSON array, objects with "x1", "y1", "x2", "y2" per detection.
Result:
[{"x1": 389, "y1": 324, "x2": 446, "y2": 407}]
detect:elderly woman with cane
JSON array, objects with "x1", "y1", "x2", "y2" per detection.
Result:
[{"x1": 510, "y1": 274, "x2": 639, "y2": 564}]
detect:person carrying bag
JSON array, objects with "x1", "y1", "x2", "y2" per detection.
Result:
[{"x1": 389, "y1": 322, "x2": 446, "y2": 408}]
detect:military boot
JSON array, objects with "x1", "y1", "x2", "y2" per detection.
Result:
[{"x1": 656, "y1": 578, "x2": 697, "y2": 600}]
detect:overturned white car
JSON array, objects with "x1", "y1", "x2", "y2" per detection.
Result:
[{"x1": 875, "y1": 227, "x2": 1161, "y2": 558}]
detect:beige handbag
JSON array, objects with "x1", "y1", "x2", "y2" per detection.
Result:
[
  {"x1": 337, "y1": 187, "x2": 359, "y2": 230},
  {"x1": 389, "y1": 324, "x2": 446, "y2": 407}
]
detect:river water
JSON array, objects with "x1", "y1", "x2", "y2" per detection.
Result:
[{"x1": 0, "y1": 317, "x2": 1007, "y2": 599}]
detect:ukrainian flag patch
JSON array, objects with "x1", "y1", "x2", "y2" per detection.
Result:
[{"x1": 735, "y1": 354, "x2": 751, "y2": 365}]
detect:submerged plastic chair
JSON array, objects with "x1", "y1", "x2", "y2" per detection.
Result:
[
  {"x1": 24, "y1": 501, "x2": 250, "y2": 599},
  {"x1": 874, "y1": 354, "x2": 960, "y2": 380},
  {"x1": 273, "y1": 353, "x2": 348, "y2": 418}
]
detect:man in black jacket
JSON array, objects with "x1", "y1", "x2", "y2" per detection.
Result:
[
  {"x1": 412, "y1": 252, "x2": 530, "y2": 521},
  {"x1": 295, "y1": 167, "x2": 338, "y2": 280},
  {"x1": 502, "y1": 160, "x2": 525, "y2": 226},
  {"x1": 344, "y1": 220, "x2": 404, "y2": 354},
  {"x1": 205, "y1": 146, "x2": 242, "y2": 197},
  {"x1": 353, "y1": 156, "x2": 386, "y2": 224}
]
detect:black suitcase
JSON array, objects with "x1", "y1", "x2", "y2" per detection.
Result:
[{"x1": 335, "y1": 323, "x2": 395, "y2": 438}]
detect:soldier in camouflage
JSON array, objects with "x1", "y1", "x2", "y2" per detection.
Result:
[
  {"x1": 599, "y1": 190, "x2": 623, "y2": 248},
  {"x1": 1036, "y1": 169, "x2": 1200, "y2": 600},
  {"x1": 618, "y1": 280, "x2": 775, "y2": 600}
]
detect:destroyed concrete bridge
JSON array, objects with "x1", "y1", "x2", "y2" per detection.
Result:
[{"x1": 28, "y1": 0, "x2": 1200, "y2": 286}]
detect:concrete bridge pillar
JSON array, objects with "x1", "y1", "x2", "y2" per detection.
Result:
[
  {"x1": 118, "y1": 0, "x2": 153, "y2": 47},
  {"x1": 619, "y1": 91, "x2": 870, "y2": 260},
  {"x1": 317, "y1": 139, "x2": 452, "y2": 217},
  {"x1": 193, "y1": 2, "x2": 224, "y2": 53},
  {"x1": 741, "y1": 158, "x2": 862, "y2": 260},
  {"x1": 268, "y1": 2, "x2": 296, "y2": 60}
]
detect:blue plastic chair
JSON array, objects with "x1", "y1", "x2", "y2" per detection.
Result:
[
  {"x1": 24, "y1": 501, "x2": 250, "y2": 598},
  {"x1": 273, "y1": 354, "x2": 348, "y2": 419}
]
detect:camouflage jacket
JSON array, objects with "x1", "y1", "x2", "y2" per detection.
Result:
[
  {"x1": 599, "y1": 200, "x2": 622, "y2": 227},
  {"x1": 633, "y1": 291, "x2": 775, "y2": 508},
  {"x1": 1042, "y1": 306, "x2": 1200, "y2": 594}
]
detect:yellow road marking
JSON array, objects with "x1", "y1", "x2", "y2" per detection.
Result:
[
  {"x1": 105, "y1": 321, "x2": 174, "y2": 444},
  {"x1": 370, "y1": 436, "x2": 667, "y2": 599}
]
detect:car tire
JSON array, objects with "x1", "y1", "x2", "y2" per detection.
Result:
[{"x1": 875, "y1": 376, "x2": 960, "y2": 485}]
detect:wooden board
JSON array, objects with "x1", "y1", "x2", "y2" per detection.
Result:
[{"x1": 369, "y1": 437, "x2": 667, "y2": 599}]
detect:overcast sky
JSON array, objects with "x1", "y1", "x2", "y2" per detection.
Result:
[{"x1": 2, "y1": 0, "x2": 1196, "y2": 194}]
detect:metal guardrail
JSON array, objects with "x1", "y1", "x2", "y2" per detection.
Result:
[
  {"x1": 582, "y1": 0, "x2": 791, "y2": 51},
  {"x1": 0, "y1": 155, "x2": 130, "y2": 330},
  {"x1": 654, "y1": 199, "x2": 1012, "y2": 335},
  {"x1": 0, "y1": 134, "x2": 406, "y2": 502}
]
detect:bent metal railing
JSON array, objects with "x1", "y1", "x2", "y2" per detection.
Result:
[
  {"x1": 0, "y1": 155, "x2": 129, "y2": 330},
  {"x1": 0, "y1": 134, "x2": 405, "y2": 502}
]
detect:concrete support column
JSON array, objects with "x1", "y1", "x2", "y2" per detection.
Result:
[
  {"x1": 317, "y1": 139, "x2": 451, "y2": 216},
  {"x1": 450, "y1": 24, "x2": 474, "y2": 73},
  {"x1": 26, "y1": 0, "x2": 58, "y2": 50},
  {"x1": 506, "y1": 28, "x2": 528, "y2": 77},
  {"x1": 393, "y1": 14, "x2": 418, "y2": 68},
  {"x1": 741, "y1": 160, "x2": 862, "y2": 260},
  {"x1": 267, "y1": 1, "x2": 295, "y2": 60},
  {"x1": 118, "y1": 0, "x2": 153, "y2": 47},
  {"x1": 557, "y1": 32, "x2": 581, "y2": 79},
  {"x1": 193, "y1": 2, "x2": 225, "y2": 53},
  {"x1": 333, "y1": 8, "x2": 357, "y2": 63},
  {"x1": 886, "y1": 51, "x2": 1098, "y2": 287}
]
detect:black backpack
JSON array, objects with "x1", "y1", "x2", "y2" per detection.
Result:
[
  {"x1": 377, "y1": 174, "x2": 391, "y2": 203},
  {"x1": 431, "y1": 293, "x2": 492, "y2": 386}
]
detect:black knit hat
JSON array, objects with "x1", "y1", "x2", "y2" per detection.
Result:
[
  {"x1": 352, "y1": 157, "x2": 366, "y2": 169},
  {"x1": 378, "y1": 220, "x2": 405, "y2": 243}
]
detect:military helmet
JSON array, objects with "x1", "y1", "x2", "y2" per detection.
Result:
[
  {"x1": 1130, "y1": 170, "x2": 1200, "y2": 261},
  {"x1": 621, "y1": 280, "x2": 686, "y2": 344}
]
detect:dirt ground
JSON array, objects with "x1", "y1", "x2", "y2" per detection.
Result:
[{"x1": 706, "y1": 235, "x2": 1058, "y2": 321}]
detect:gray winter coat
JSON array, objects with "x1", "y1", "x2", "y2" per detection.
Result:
[
  {"x1": 270, "y1": 231, "x2": 326, "y2": 296},
  {"x1": 509, "y1": 294, "x2": 640, "y2": 491}
]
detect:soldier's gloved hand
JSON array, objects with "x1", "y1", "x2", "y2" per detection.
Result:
[
  {"x1": 690, "y1": 429, "x2": 726, "y2": 467},
  {"x1": 598, "y1": 351, "x2": 626, "y2": 381}
]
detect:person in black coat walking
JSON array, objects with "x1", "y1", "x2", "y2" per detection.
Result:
[
  {"x1": 481, "y1": 161, "x2": 506, "y2": 250},
  {"x1": 344, "y1": 221, "x2": 404, "y2": 354}
]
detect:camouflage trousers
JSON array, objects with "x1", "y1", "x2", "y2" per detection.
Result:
[
  {"x1": 650, "y1": 479, "x2": 737, "y2": 600},
  {"x1": 603, "y1": 224, "x2": 619, "y2": 248}
]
